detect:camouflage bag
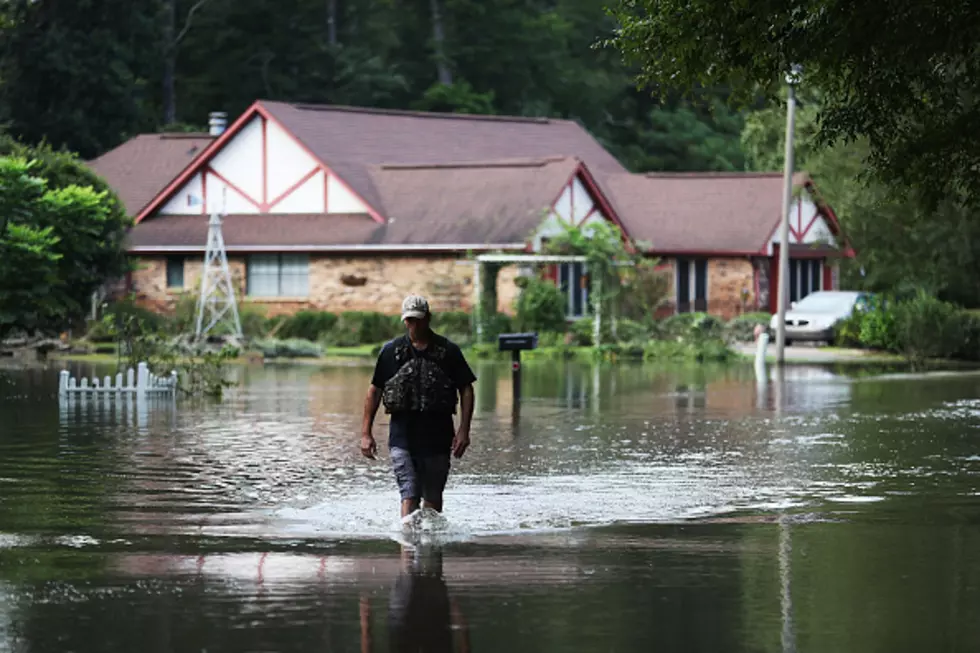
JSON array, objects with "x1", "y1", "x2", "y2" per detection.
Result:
[{"x1": 382, "y1": 336, "x2": 458, "y2": 415}]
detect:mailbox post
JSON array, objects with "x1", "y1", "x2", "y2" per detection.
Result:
[{"x1": 498, "y1": 332, "x2": 538, "y2": 407}]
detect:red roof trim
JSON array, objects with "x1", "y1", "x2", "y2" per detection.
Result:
[
  {"x1": 133, "y1": 100, "x2": 387, "y2": 225},
  {"x1": 574, "y1": 160, "x2": 633, "y2": 241},
  {"x1": 134, "y1": 102, "x2": 264, "y2": 223},
  {"x1": 254, "y1": 103, "x2": 387, "y2": 224}
]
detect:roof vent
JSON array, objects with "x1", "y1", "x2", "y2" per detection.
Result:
[{"x1": 208, "y1": 111, "x2": 227, "y2": 136}]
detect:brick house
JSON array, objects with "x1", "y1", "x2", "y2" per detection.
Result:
[{"x1": 88, "y1": 100, "x2": 851, "y2": 321}]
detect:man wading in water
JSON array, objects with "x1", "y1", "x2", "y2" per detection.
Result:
[{"x1": 361, "y1": 295, "x2": 476, "y2": 520}]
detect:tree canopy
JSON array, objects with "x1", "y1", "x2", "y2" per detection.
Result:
[
  {"x1": 0, "y1": 139, "x2": 131, "y2": 339},
  {"x1": 604, "y1": 0, "x2": 980, "y2": 200}
]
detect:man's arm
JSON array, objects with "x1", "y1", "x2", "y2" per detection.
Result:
[
  {"x1": 452, "y1": 384, "x2": 474, "y2": 458},
  {"x1": 361, "y1": 385, "x2": 381, "y2": 459}
]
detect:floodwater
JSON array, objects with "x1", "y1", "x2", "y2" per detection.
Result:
[{"x1": 0, "y1": 358, "x2": 979, "y2": 652}]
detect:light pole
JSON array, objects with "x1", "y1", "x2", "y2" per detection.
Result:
[{"x1": 775, "y1": 64, "x2": 803, "y2": 365}]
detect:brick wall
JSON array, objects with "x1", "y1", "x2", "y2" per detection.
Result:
[
  {"x1": 650, "y1": 256, "x2": 759, "y2": 320},
  {"x1": 130, "y1": 254, "x2": 521, "y2": 317},
  {"x1": 707, "y1": 258, "x2": 756, "y2": 319}
]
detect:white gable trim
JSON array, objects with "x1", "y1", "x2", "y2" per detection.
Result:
[
  {"x1": 145, "y1": 105, "x2": 380, "y2": 221},
  {"x1": 766, "y1": 191, "x2": 837, "y2": 255},
  {"x1": 529, "y1": 170, "x2": 614, "y2": 252}
]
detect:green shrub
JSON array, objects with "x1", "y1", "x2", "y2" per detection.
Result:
[
  {"x1": 889, "y1": 291, "x2": 968, "y2": 362},
  {"x1": 278, "y1": 310, "x2": 337, "y2": 341},
  {"x1": 434, "y1": 310, "x2": 471, "y2": 335},
  {"x1": 726, "y1": 312, "x2": 771, "y2": 343},
  {"x1": 252, "y1": 338, "x2": 323, "y2": 358},
  {"x1": 514, "y1": 278, "x2": 568, "y2": 333},
  {"x1": 326, "y1": 311, "x2": 402, "y2": 347},
  {"x1": 833, "y1": 309, "x2": 864, "y2": 348},
  {"x1": 656, "y1": 312, "x2": 724, "y2": 341},
  {"x1": 859, "y1": 295, "x2": 898, "y2": 351},
  {"x1": 611, "y1": 318, "x2": 649, "y2": 344},
  {"x1": 169, "y1": 292, "x2": 270, "y2": 338},
  {"x1": 643, "y1": 337, "x2": 733, "y2": 363}
]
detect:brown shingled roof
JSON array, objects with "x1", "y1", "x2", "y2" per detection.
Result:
[
  {"x1": 88, "y1": 133, "x2": 214, "y2": 216},
  {"x1": 125, "y1": 158, "x2": 583, "y2": 251},
  {"x1": 126, "y1": 213, "x2": 382, "y2": 251},
  {"x1": 368, "y1": 157, "x2": 580, "y2": 246},
  {"x1": 259, "y1": 100, "x2": 626, "y2": 217},
  {"x1": 603, "y1": 171, "x2": 815, "y2": 254}
]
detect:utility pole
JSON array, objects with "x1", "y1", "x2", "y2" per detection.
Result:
[{"x1": 775, "y1": 64, "x2": 802, "y2": 365}]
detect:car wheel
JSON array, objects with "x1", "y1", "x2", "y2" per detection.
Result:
[{"x1": 785, "y1": 339, "x2": 793, "y2": 347}]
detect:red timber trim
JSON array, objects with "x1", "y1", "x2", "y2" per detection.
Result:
[
  {"x1": 646, "y1": 248, "x2": 763, "y2": 257},
  {"x1": 266, "y1": 167, "x2": 320, "y2": 210},
  {"x1": 544, "y1": 160, "x2": 635, "y2": 251},
  {"x1": 577, "y1": 206, "x2": 598, "y2": 227},
  {"x1": 254, "y1": 103, "x2": 386, "y2": 224},
  {"x1": 823, "y1": 262, "x2": 834, "y2": 290},
  {"x1": 261, "y1": 116, "x2": 268, "y2": 207},
  {"x1": 134, "y1": 100, "x2": 387, "y2": 224},
  {"x1": 205, "y1": 166, "x2": 262, "y2": 210},
  {"x1": 752, "y1": 261, "x2": 762, "y2": 311},
  {"x1": 200, "y1": 172, "x2": 207, "y2": 215},
  {"x1": 135, "y1": 104, "x2": 263, "y2": 223}
]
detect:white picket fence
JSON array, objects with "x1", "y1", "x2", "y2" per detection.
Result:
[{"x1": 58, "y1": 361, "x2": 177, "y2": 397}]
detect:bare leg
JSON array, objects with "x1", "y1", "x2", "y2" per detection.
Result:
[
  {"x1": 422, "y1": 498, "x2": 443, "y2": 512},
  {"x1": 401, "y1": 498, "x2": 420, "y2": 517}
]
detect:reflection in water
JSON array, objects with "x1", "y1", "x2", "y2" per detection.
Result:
[{"x1": 362, "y1": 546, "x2": 469, "y2": 653}]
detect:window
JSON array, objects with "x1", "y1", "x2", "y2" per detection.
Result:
[
  {"x1": 789, "y1": 259, "x2": 822, "y2": 303},
  {"x1": 676, "y1": 258, "x2": 707, "y2": 313},
  {"x1": 246, "y1": 254, "x2": 309, "y2": 297},
  {"x1": 558, "y1": 261, "x2": 590, "y2": 318},
  {"x1": 166, "y1": 256, "x2": 185, "y2": 289}
]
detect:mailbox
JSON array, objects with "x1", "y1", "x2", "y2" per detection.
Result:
[{"x1": 497, "y1": 332, "x2": 539, "y2": 352}]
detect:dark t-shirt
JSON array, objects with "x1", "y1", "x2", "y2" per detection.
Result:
[{"x1": 371, "y1": 333, "x2": 477, "y2": 455}]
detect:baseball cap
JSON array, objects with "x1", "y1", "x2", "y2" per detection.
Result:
[{"x1": 401, "y1": 294, "x2": 430, "y2": 321}]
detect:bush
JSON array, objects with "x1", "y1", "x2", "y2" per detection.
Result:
[
  {"x1": 725, "y1": 312, "x2": 771, "y2": 343},
  {"x1": 326, "y1": 311, "x2": 402, "y2": 347},
  {"x1": 833, "y1": 309, "x2": 864, "y2": 348},
  {"x1": 434, "y1": 310, "x2": 471, "y2": 335},
  {"x1": 278, "y1": 310, "x2": 337, "y2": 341},
  {"x1": 479, "y1": 312, "x2": 513, "y2": 339},
  {"x1": 252, "y1": 338, "x2": 323, "y2": 358},
  {"x1": 889, "y1": 291, "x2": 969, "y2": 362},
  {"x1": 169, "y1": 292, "x2": 270, "y2": 338},
  {"x1": 514, "y1": 278, "x2": 568, "y2": 333},
  {"x1": 656, "y1": 312, "x2": 724, "y2": 341},
  {"x1": 859, "y1": 295, "x2": 898, "y2": 351},
  {"x1": 642, "y1": 338, "x2": 733, "y2": 363}
]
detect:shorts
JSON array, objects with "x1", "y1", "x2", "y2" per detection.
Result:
[{"x1": 390, "y1": 446, "x2": 450, "y2": 503}]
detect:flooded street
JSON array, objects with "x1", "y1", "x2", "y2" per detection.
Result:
[{"x1": 1, "y1": 359, "x2": 979, "y2": 651}]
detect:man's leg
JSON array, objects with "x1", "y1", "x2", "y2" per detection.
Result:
[
  {"x1": 390, "y1": 447, "x2": 421, "y2": 518},
  {"x1": 419, "y1": 453, "x2": 451, "y2": 513}
]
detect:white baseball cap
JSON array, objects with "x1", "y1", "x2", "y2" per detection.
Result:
[{"x1": 401, "y1": 294, "x2": 430, "y2": 320}]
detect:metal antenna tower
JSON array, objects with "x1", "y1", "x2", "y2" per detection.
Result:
[{"x1": 195, "y1": 201, "x2": 243, "y2": 341}]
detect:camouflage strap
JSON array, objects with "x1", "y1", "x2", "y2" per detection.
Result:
[{"x1": 382, "y1": 335, "x2": 458, "y2": 415}]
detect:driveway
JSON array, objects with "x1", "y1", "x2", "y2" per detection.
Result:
[{"x1": 732, "y1": 341, "x2": 897, "y2": 363}]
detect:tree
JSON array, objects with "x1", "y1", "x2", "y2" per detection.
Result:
[
  {"x1": 0, "y1": 0, "x2": 163, "y2": 159},
  {"x1": 0, "y1": 141, "x2": 131, "y2": 339},
  {"x1": 603, "y1": 0, "x2": 980, "y2": 201},
  {"x1": 740, "y1": 94, "x2": 980, "y2": 307}
]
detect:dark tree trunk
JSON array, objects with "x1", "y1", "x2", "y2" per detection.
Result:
[
  {"x1": 163, "y1": 0, "x2": 177, "y2": 125},
  {"x1": 429, "y1": 0, "x2": 452, "y2": 85},
  {"x1": 327, "y1": 0, "x2": 338, "y2": 46}
]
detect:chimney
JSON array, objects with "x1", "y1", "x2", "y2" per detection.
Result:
[{"x1": 208, "y1": 111, "x2": 227, "y2": 136}]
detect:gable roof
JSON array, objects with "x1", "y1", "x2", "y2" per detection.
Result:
[
  {"x1": 603, "y1": 171, "x2": 842, "y2": 255},
  {"x1": 127, "y1": 157, "x2": 598, "y2": 251},
  {"x1": 87, "y1": 133, "x2": 214, "y2": 216},
  {"x1": 260, "y1": 100, "x2": 627, "y2": 219}
]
